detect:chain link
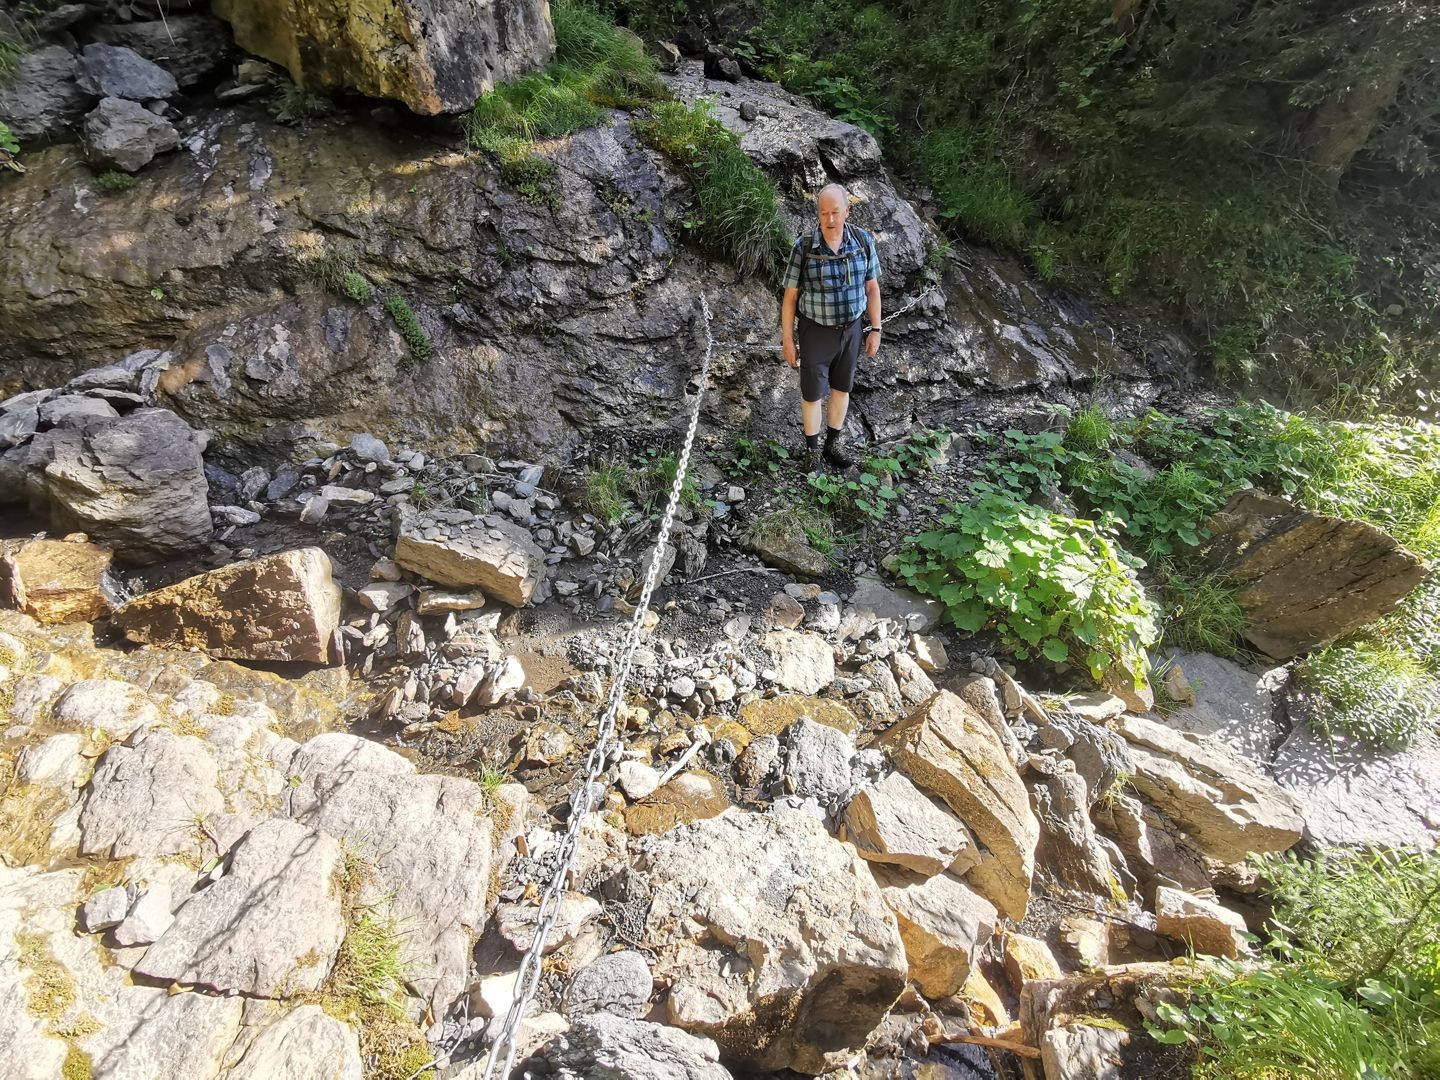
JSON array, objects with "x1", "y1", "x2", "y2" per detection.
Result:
[{"x1": 480, "y1": 295, "x2": 717, "y2": 1080}]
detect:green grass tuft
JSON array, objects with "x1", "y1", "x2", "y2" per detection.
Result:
[
  {"x1": 1295, "y1": 642, "x2": 1438, "y2": 749},
  {"x1": 1064, "y1": 405, "x2": 1115, "y2": 456},
  {"x1": 1160, "y1": 571, "x2": 1247, "y2": 659},
  {"x1": 384, "y1": 295, "x2": 434, "y2": 361}
]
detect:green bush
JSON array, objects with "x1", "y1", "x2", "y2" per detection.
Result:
[
  {"x1": 634, "y1": 98, "x2": 790, "y2": 279},
  {"x1": 384, "y1": 295, "x2": 433, "y2": 361},
  {"x1": 893, "y1": 488, "x2": 1158, "y2": 684},
  {"x1": 93, "y1": 170, "x2": 136, "y2": 192},
  {"x1": 1152, "y1": 849, "x2": 1440, "y2": 1078}
]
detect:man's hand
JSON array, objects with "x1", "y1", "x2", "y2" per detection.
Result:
[
  {"x1": 865, "y1": 330, "x2": 881, "y2": 359},
  {"x1": 783, "y1": 338, "x2": 799, "y2": 368}
]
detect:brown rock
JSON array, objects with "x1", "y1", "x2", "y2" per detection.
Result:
[
  {"x1": 1202, "y1": 490, "x2": 1430, "y2": 659},
  {"x1": 1, "y1": 537, "x2": 113, "y2": 623},
  {"x1": 875, "y1": 867, "x2": 997, "y2": 999},
  {"x1": 742, "y1": 524, "x2": 829, "y2": 577},
  {"x1": 113, "y1": 547, "x2": 341, "y2": 664},
  {"x1": 394, "y1": 506, "x2": 544, "y2": 607},
  {"x1": 1154, "y1": 886, "x2": 1249, "y2": 958},
  {"x1": 1003, "y1": 932, "x2": 1062, "y2": 991},
  {"x1": 842, "y1": 771, "x2": 978, "y2": 877},
  {"x1": 878, "y1": 691, "x2": 1041, "y2": 921}
]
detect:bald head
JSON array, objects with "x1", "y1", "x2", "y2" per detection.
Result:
[{"x1": 816, "y1": 184, "x2": 850, "y2": 240}]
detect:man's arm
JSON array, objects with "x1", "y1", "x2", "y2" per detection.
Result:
[
  {"x1": 864, "y1": 277, "x2": 882, "y2": 358},
  {"x1": 781, "y1": 287, "x2": 800, "y2": 368}
]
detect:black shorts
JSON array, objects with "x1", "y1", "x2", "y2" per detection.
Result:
[{"x1": 798, "y1": 313, "x2": 862, "y2": 401}]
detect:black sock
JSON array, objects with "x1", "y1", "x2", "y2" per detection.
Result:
[
  {"x1": 805, "y1": 432, "x2": 821, "y2": 450},
  {"x1": 825, "y1": 426, "x2": 843, "y2": 445}
]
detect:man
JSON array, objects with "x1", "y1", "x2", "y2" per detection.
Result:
[{"x1": 779, "y1": 183, "x2": 882, "y2": 470}]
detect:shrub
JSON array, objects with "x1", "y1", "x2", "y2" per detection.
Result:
[
  {"x1": 893, "y1": 488, "x2": 1158, "y2": 684},
  {"x1": 1160, "y1": 571, "x2": 1247, "y2": 658},
  {"x1": 1294, "y1": 642, "x2": 1439, "y2": 749},
  {"x1": 384, "y1": 295, "x2": 434, "y2": 361},
  {"x1": 93, "y1": 170, "x2": 136, "y2": 193},
  {"x1": 634, "y1": 99, "x2": 790, "y2": 279}
]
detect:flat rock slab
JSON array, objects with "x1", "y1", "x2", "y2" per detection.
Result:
[
  {"x1": 80, "y1": 727, "x2": 223, "y2": 860},
  {"x1": 394, "y1": 506, "x2": 544, "y2": 607},
  {"x1": 227, "y1": 1003, "x2": 364, "y2": 1080},
  {"x1": 114, "y1": 547, "x2": 341, "y2": 664},
  {"x1": 635, "y1": 805, "x2": 906, "y2": 1074},
  {"x1": 1202, "y1": 490, "x2": 1429, "y2": 659},
  {"x1": 1116, "y1": 713, "x2": 1304, "y2": 864},
  {"x1": 848, "y1": 577, "x2": 942, "y2": 633},
  {"x1": 286, "y1": 733, "x2": 493, "y2": 1014},
  {"x1": 136, "y1": 817, "x2": 345, "y2": 996},
  {"x1": 843, "y1": 770, "x2": 977, "y2": 876},
  {"x1": 1271, "y1": 725, "x2": 1440, "y2": 850},
  {"x1": 522, "y1": 1013, "x2": 733, "y2": 1080},
  {"x1": 878, "y1": 690, "x2": 1040, "y2": 922},
  {"x1": 0, "y1": 538, "x2": 114, "y2": 624},
  {"x1": 1156, "y1": 650, "x2": 1282, "y2": 764},
  {"x1": 762, "y1": 629, "x2": 835, "y2": 694}
]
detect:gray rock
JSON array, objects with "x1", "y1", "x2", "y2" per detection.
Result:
[
  {"x1": 112, "y1": 880, "x2": 174, "y2": 946},
  {"x1": 83, "y1": 96, "x2": 181, "y2": 171},
  {"x1": 1156, "y1": 650, "x2": 1282, "y2": 764},
  {"x1": 0, "y1": 45, "x2": 95, "y2": 140},
  {"x1": 848, "y1": 578, "x2": 942, "y2": 633},
  {"x1": 762, "y1": 629, "x2": 835, "y2": 694},
  {"x1": 91, "y1": 987, "x2": 244, "y2": 1080},
  {"x1": 523, "y1": 1013, "x2": 732, "y2": 1080},
  {"x1": 562, "y1": 950, "x2": 653, "y2": 1019},
  {"x1": 80, "y1": 886, "x2": 131, "y2": 933},
  {"x1": 238, "y1": 466, "x2": 271, "y2": 501},
  {"x1": 135, "y1": 818, "x2": 346, "y2": 996},
  {"x1": 80, "y1": 43, "x2": 181, "y2": 100},
  {"x1": 10, "y1": 408, "x2": 209, "y2": 562},
  {"x1": 286, "y1": 733, "x2": 494, "y2": 1014},
  {"x1": 842, "y1": 771, "x2": 976, "y2": 876},
  {"x1": 348, "y1": 432, "x2": 391, "y2": 463},
  {"x1": 0, "y1": 405, "x2": 39, "y2": 449},
  {"x1": 80, "y1": 728, "x2": 223, "y2": 860},
  {"x1": 394, "y1": 504, "x2": 545, "y2": 607},
  {"x1": 66, "y1": 364, "x2": 137, "y2": 392},
  {"x1": 1025, "y1": 756, "x2": 1115, "y2": 896},
  {"x1": 783, "y1": 716, "x2": 856, "y2": 811},
  {"x1": 227, "y1": 1004, "x2": 364, "y2": 1080},
  {"x1": 85, "y1": 16, "x2": 236, "y2": 89}
]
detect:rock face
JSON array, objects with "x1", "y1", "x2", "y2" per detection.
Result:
[
  {"x1": 0, "y1": 45, "x2": 94, "y2": 140},
  {"x1": 0, "y1": 538, "x2": 113, "y2": 623},
  {"x1": 136, "y1": 818, "x2": 347, "y2": 996},
  {"x1": 114, "y1": 547, "x2": 342, "y2": 664},
  {"x1": 1158, "y1": 650, "x2": 1282, "y2": 762},
  {"x1": 85, "y1": 15, "x2": 236, "y2": 88},
  {"x1": 212, "y1": 0, "x2": 556, "y2": 115},
  {"x1": 394, "y1": 506, "x2": 545, "y2": 606},
  {"x1": 635, "y1": 806, "x2": 907, "y2": 1075},
  {"x1": 1203, "y1": 491, "x2": 1430, "y2": 659},
  {"x1": 1116, "y1": 713, "x2": 1304, "y2": 864},
  {"x1": 1, "y1": 409, "x2": 210, "y2": 563},
  {"x1": 878, "y1": 691, "x2": 1040, "y2": 921}
]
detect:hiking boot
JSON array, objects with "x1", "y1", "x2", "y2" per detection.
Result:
[
  {"x1": 823, "y1": 434, "x2": 855, "y2": 469},
  {"x1": 800, "y1": 446, "x2": 820, "y2": 472}
]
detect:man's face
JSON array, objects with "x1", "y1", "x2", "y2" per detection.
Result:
[{"x1": 817, "y1": 192, "x2": 848, "y2": 234}]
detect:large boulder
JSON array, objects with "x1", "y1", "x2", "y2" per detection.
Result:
[
  {"x1": 78, "y1": 43, "x2": 180, "y2": 101},
  {"x1": 211, "y1": 0, "x2": 556, "y2": 114},
  {"x1": 1202, "y1": 491, "x2": 1430, "y2": 659},
  {"x1": 285, "y1": 733, "x2": 494, "y2": 1015},
  {"x1": 877, "y1": 691, "x2": 1040, "y2": 921},
  {"x1": 841, "y1": 770, "x2": 978, "y2": 876},
  {"x1": 634, "y1": 806, "x2": 907, "y2": 1075},
  {"x1": 135, "y1": 818, "x2": 346, "y2": 996},
  {"x1": 520, "y1": 1013, "x2": 733, "y2": 1080},
  {"x1": 0, "y1": 45, "x2": 95, "y2": 140},
  {"x1": 83, "y1": 16, "x2": 236, "y2": 88},
  {"x1": 873, "y1": 866, "x2": 997, "y2": 999},
  {"x1": 1115, "y1": 713, "x2": 1304, "y2": 864},
  {"x1": 394, "y1": 505, "x2": 545, "y2": 607},
  {"x1": 1, "y1": 408, "x2": 210, "y2": 562},
  {"x1": 113, "y1": 547, "x2": 341, "y2": 664}
]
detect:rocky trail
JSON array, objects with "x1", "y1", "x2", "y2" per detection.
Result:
[{"x1": 1, "y1": 4, "x2": 1436, "y2": 1079}]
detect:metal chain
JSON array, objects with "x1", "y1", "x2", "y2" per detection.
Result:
[
  {"x1": 480, "y1": 295, "x2": 717, "y2": 1080},
  {"x1": 709, "y1": 284, "x2": 941, "y2": 350}
]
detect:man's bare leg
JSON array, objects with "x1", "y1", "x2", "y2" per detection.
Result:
[
  {"x1": 827, "y1": 390, "x2": 849, "y2": 430},
  {"x1": 802, "y1": 397, "x2": 824, "y2": 437}
]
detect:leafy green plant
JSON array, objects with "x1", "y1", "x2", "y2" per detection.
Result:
[
  {"x1": 1, "y1": 120, "x2": 21, "y2": 171},
  {"x1": 268, "y1": 81, "x2": 331, "y2": 124},
  {"x1": 731, "y1": 434, "x2": 792, "y2": 478},
  {"x1": 893, "y1": 488, "x2": 1158, "y2": 683},
  {"x1": 93, "y1": 169, "x2": 136, "y2": 193},
  {"x1": 384, "y1": 295, "x2": 434, "y2": 361},
  {"x1": 806, "y1": 457, "x2": 901, "y2": 526},
  {"x1": 893, "y1": 426, "x2": 950, "y2": 475},
  {"x1": 341, "y1": 271, "x2": 372, "y2": 303},
  {"x1": 633, "y1": 98, "x2": 790, "y2": 279}
]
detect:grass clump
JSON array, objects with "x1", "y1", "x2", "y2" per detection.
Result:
[
  {"x1": 341, "y1": 271, "x2": 372, "y2": 303},
  {"x1": 633, "y1": 98, "x2": 790, "y2": 279},
  {"x1": 268, "y1": 81, "x2": 331, "y2": 124},
  {"x1": 581, "y1": 462, "x2": 634, "y2": 525},
  {"x1": 384, "y1": 295, "x2": 434, "y2": 361},
  {"x1": 1294, "y1": 642, "x2": 1438, "y2": 749},
  {"x1": 1158, "y1": 572, "x2": 1247, "y2": 659},
  {"x1": 0, "y1": 37, "x2": 24, "y2": 81},
  {"x1": 93, "y1": 170, "x2": 135, "y2": 193},
  {"x1": 893, "y1": 488, "x2": 1159, "y2": 686},
  {"x1": 1063, "y1": 405, "x2": 1114, "y2": 456},
  {"x1": 1150, "y1": 848, "x2": 1440, "y2": 1078}
]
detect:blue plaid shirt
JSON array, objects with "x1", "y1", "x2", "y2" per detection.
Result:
[{"x1": 781, "y1": 224, "x2": 880, "y2": 327}]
